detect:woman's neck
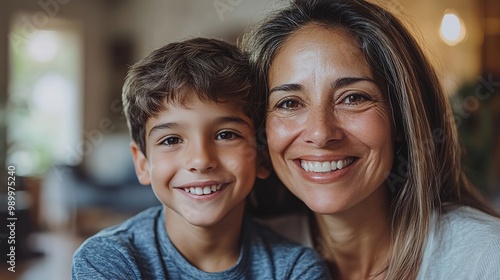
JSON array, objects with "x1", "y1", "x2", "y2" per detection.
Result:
[{"x1": 313, "y1": 187, "x2": 392, "y2": 280}]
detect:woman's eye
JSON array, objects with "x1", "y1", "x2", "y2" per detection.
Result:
[
  {"x1": 276, "y1": 98, "x2": 301, "y2": 109},
  {"x1": 162, "y1": 136, "x2": 182, "y2": 146},
  {"x1": 216, "y1": 131, "x2": 238, "y2": 140},
  {"x1": 343, "y1": 94, "x2": 368, "y2": 104}
]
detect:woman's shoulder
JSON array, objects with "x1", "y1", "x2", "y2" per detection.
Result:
[
  {"x1": 439, "y1": 205, "x2": 500, "y2": 235},
  {"x1": 418, "y1": 206, "x2": 500, "y2": 279},
  {"x1": 432, "y1": 205, "x2": 500, "y2": 248}
]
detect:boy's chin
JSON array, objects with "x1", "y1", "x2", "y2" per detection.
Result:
[
  {"x1": 183, "y1": 211, "x2": 235, "y2": 229},
  {"x1": 164, "y1": 202, "x2": 247, "y2": 230},
  {"x1": 188, "y1": 218, "x2": 224, "y2": 228}
]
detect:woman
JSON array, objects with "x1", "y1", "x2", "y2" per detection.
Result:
[{"x1": 242, "y1": 0, "x2": 500, "y2": 279}]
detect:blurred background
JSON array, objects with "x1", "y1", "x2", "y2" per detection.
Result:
[{"x1": 0, "y1": 0, "x2": 499, "y2": 279}]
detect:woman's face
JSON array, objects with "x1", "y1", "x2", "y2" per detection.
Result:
[{"x1": 266, "y1": 25, "x2": 394, "y2": 214}]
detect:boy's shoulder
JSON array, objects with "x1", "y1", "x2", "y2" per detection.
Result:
[
  {"x1": 245, "y1": 214, "x2": 315, "y2": 257},
  {"x1": 243, "y1": 217, "x2": 331, "y2": 279},
  {"x1": 85, "y1": 206, "x2": 162, "y2": 243},
  {"x1": 72, "y1": 206, "x2": 164, "y2": 279}
]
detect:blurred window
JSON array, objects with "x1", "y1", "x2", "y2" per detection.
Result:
[{"x1": 7, "y1": 14, "x2": 82, "y2": 176}]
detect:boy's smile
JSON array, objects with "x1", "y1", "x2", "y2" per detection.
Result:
[
  {"x1": 131, "y1": 92, "x2": 269, "y2": 228},
  {"x1": 177, "y1": 181, "x2": 226, "y2": 196}
]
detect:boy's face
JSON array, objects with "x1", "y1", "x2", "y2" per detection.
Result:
[{"x1": 131, "y1": 92, "x2": 269, "y2": 228}]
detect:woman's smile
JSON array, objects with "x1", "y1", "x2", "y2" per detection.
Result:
[{"x1": 299, "y1": 158, "x2": 356, "y2": 173}]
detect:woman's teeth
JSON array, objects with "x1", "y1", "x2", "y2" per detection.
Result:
[
  {"x1": 183, "y1": 184, "x2": 222, "y2": 195},
  {"x1": 300, "y1": 158, "x2": 354, "y2": 173}
]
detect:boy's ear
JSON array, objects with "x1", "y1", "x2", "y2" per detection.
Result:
[
  {"x1": 130, "y1": 142, "x2": 151, "y2": 185},
  {"x1": 256, "y1": 147, "x2": 272, "y2": 179}
]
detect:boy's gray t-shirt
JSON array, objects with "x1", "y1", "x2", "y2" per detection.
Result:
[{"x1": 72, "y1": 206, "x2": 331, "y2": 280}]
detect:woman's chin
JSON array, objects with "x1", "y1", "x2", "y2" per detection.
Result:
[
  {"x1": 307, "y1": 204, "x2": 346, "y2": 215},
  {"x1": 299, "y1": 193, "x2": 350, "y2": 215}
]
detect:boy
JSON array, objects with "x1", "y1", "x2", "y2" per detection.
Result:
[{"x1": 71, "y1": 37, "x2": 330, "y2": 279}]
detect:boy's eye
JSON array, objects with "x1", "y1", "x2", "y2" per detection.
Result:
[
  {"x1": 275, "y1": 97, "x2": 301, "y2": 109},
  {"x1": 216, "y1": 131, "x2": 238, "y2": 140},
  {"x1": 162, "y1": 136, "x2": 182, "y2": 146}
]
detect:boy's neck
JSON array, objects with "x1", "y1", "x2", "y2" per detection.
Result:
[{"x1": 163, "y1": 202, "x2": 246, "y2": 272}]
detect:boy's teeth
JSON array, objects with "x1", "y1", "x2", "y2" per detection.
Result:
[
  {"x1": 300, "y1": 158, "x2": 353, "y2": 173},
  {"x1": 183, "y1": 184, "x2": 222, "y2": 195}
]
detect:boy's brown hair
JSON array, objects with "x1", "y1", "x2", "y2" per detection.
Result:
[{"x1": 122, "y1": 37, "x2": 263, "y2": 154}]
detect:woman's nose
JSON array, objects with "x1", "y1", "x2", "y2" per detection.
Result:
[
  {"x1": 301, "y1": 106, "x2": 344, "y2": 147},
  {"x1": 186, "y1": 140, "x2": 217, "y2": 173}
]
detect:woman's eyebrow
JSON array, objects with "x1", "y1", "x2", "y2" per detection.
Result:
[
  {"x1": 269, "y1": 83, "x2": 304, "y2": 94},
  {"x1": 332, "y1": 76, "x2": 376, "y2": 88},
  {"x1": 269, "y1": 77, "x2": 377, "y2": 95}
]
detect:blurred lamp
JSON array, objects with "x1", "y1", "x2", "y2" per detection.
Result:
[{"x1": 440, "y1": 11, "x2": 466, "y2": 46}]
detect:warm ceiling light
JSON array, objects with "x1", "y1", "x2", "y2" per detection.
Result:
[{"x1": 440, "y1": 10, "x2": 466, "y2": 46}]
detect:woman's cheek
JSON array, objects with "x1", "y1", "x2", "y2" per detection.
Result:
[{"x1": 266, "y1": 116, "x2": 297, "y2": 152}]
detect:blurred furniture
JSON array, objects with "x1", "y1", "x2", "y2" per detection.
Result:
[{"x1": 42, "y1": 134, "x2": 160, "y2": 234}]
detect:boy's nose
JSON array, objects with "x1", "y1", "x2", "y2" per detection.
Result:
[{"x1": 186, "y1": 140, "x2": 217, "y2": 173}]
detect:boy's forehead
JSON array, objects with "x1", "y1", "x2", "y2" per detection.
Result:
[
  {"x1": 146, "y1": 95, "x2": 253, "y2": 130},
  {"x1": 161, "y1": 93, "x2": 241, "y2": 111}
]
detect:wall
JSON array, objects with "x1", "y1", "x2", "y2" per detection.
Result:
[
  {"x1": 112, "y1": 0, "x2": 284, "y2": 62},
  {"x1": 373, "y1": 0, "x2": 483, "y2": 95}
]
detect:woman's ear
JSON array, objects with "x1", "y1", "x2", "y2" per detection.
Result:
[
  {"x1": 256, "y1": 147, "x2": 272, "y2": 179},
  {"x1": 130, "y1": 141, "x2": 151, "y2": 185}
]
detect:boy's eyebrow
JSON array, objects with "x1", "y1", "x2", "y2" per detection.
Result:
[
  {"x1": 268, "y1": 77, "x2": 376, "y2": 95},
  {"x1": 148, "y1": 116, "x2": 252, "y2": 137},
  {"x1": 148, "y1": 122, "x2": 179, "y2": 137},
  {"x1": 214, "y1": 116, "x2": 252, "y2": 128}
]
